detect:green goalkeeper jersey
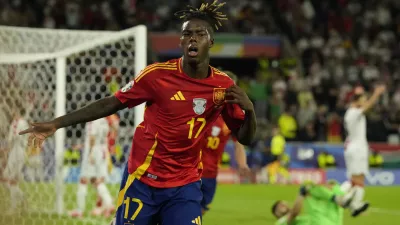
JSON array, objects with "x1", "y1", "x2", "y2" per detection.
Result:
[
  {"x1": 275, "y1": 215, "x2": 310, "y2": 225},
  {"x1": 304, "y1": 184, "x2": 344, "y2": 225}
]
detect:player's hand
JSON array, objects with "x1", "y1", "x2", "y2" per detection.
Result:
[
  {"x1": 225, "y1": 85, "x2": 254, "y2": 111},
  {"x1": 374, "y1": 84, "x2": 386, "y2": 95},
  {"x1": 299, "y1": 185, "x2": 308, "y2": 196},
  {"x1": 237, "y1": 164, "x2": 251, "y2": 177},
  {"x1": 19, "y1": 121, "x2": 57, "y2": 149}
]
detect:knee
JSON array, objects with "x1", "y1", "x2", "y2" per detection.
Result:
[
  {"x1": 80, "y1": 178, "x2": 88, "y2": 184},
  {"x1": 94, "y1": 178, "x2": 105, "y2": 186},
  {"x1": 351, "y1": 175, "x2": 365, "y2": 186}
]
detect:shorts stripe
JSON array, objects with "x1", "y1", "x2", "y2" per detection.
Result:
[{"x1": 116, "y1": 134, "x2": 158, "y2": 208}]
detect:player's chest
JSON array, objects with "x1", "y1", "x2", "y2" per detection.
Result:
[{"x1": 157, "y1": 81, "x2": 226, "y2": 117}]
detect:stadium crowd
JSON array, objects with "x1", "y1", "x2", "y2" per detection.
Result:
[{"x1": 2, "y1": 0, "x2": 400, "y2": 144}]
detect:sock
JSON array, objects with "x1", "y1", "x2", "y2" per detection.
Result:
[
  {"x1": 97, "y1": 183, "x2": 112, "y2": 209},
  {"x1": 340, "y1": 181, "x2": 352, "y2": 193},
  {"x1": 77, "y1": 184, "x2": 88, "y2": 212},
  {"x1": 351, "y1": 185, "x2": 365, "y2": 210},
  {"x1": 96, "y1": 195, "x2": 103, "y2": 208}
]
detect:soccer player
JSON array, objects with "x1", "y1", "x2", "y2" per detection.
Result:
[
  {"x1": 342, "y1": 84, "x2": 385, "y2": 216},
  {"x1": 272, "y1": 181, "x2": 354, "y2": 225},
  {"x1": 69, "y1": 117, "x2": 114, "y2": 218},
  {"x1": 25, "y1": 137, "x2": 44, "y2": 182},
  {"x1": 200, "y1": 71, "x2": 250, "y2": 215},
  {"x1": 19, "y1": 1, "x2": 256, "y2": 224},
  {"x1": 3, "y1": 109, "x2": 29, "y2": 213},
  {"x1": 93, "y1": 114, "x2": 119, "y2": 215}
]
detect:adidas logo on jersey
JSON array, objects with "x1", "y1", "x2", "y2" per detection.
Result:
[
  {"x1": 170, "y1": 91, "x2": 186, "y2": 101},
  {"x1": 192, "y1": 216, "x2": 202, "y2": 225}
]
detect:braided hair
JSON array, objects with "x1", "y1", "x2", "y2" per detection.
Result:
[{"x1": 174, "y1": 0, "x2": 228, "y2": 31}]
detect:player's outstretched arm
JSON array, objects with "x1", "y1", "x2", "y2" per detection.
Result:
[
  {"x1": 360, "y1": 84, "x2": 386, "y2": 113},
  {"x1": 287, "y1": 194, "x2": 305, "y2": 224},
  {"x1": 234, "y1": 141, "x2": 250, "y2": 176},
  {"x1": 225, "y1": 85, "x2": 257, "y2": 145},
  {"x1": 19, "y1": 96, "x2": 126, "y2": 149}
]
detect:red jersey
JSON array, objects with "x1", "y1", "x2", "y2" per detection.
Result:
[
  {"x1": 115, "y1": 58, "x2": 245, "y2": 188},
  {"x1": 202, "y1": 116, "x2": 235, "y2": 178}
]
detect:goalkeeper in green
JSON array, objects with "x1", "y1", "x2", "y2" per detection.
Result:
[{"x1": 271, "y1": 181, "x2": 356, "y2": 225}]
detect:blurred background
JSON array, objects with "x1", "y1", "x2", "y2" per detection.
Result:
[{"x1": 1, "y1": 0, "x2": 400, "y2": 225}]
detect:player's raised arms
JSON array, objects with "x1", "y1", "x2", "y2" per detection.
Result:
[{"x1": 358, "y1": 84, "x2": 386, "y2": 114}]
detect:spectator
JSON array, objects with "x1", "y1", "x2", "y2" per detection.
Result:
[
  {"x1": 278, "y1": 104, "x2": 298, "y2": 141},
  {"x1": 297, "y1": 99, "x2": 316, "y2": 129},
  {"x1": 369, "y1": 150, "x2": 384, "y2": 168},
  {"x1": 249, "y1": 73, "x2": 269, "y2": 120},
  {"x1": 317, "y1": 151, "x2": 336, "y2": 169},
  {"x1": 314, "y1": 105, "x2": 328, "y2": 141},
  {"x1": 266, "y1": 126, "x2": 288, "y2": 184},
  {"x1": 327, "y1": 112, "x2": 343, "y2": 143},
  {"x1": 298, "y1": 121, "x2": 317, "y2": 142}
]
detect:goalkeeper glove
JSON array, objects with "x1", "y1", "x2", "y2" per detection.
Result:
[{"x1": 299, "y1": 185, "x2": 308, "y2": 196}]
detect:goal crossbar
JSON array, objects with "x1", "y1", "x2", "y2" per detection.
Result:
[{"x1": 0, "y1": 25, "x2": 147, "y2": 64}]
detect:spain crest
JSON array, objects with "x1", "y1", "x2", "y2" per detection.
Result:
[{"x1": 213, "y1": 88, "x2": 226, "y2": 105}]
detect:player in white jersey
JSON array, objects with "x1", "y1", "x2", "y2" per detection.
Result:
[
  {"x1": 342, "y1": 84, "x2": 385, "y2": 217},
  {"x1": 3, "y1": 110, "x2": 29, "y2": 212},
  {"x1": 94, "y1": 114, "x2": 119, "y2": 214},
  {"x1": 69, "y1": 117, "x2": 114, "y2": 218}
]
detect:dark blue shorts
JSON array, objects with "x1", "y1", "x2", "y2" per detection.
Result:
[
  {"x1": 200, "y1": 178, "x2": 217, "y2": 211},
  {"x1": 115, "y1": 166, "x2": 203, "y2": 225}
]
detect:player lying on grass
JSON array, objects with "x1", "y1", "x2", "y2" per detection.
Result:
[
  {"x1": 19, "y1": 1, "x2": 256, "y2": 224},
  {"x1": 271, "y1": 181, "x2": 356, "y2": 225},
  {"x1": 200, "y1": 71, "x2": 250, "y2": 215}
]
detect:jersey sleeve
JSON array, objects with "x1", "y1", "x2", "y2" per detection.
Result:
[
  {"x1": 222, "y1": 104, "x2": 245, "y2": 133},
  {"x1": 114, "y1": 67, "x2": 156, "y2": 108}
]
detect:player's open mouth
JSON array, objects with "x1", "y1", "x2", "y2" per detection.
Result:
[{"x1": 188, "y1": 46, "x2": 198, "y2": 57}]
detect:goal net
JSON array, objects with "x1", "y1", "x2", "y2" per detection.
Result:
[{"x1": 0, "y1": 25, "x2": 147, "y2": 225}]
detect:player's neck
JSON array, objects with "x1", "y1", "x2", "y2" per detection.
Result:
[
  {"x1": 181, "y1": 57, "x2": 210, "y2": 79},
  {"x1": 350, "y1": 103, "x2": 359, "y2": 108}
]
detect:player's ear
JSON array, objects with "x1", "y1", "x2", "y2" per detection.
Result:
[{"x1": 209, "y1": 38, "x2": 214, "y2": 48}]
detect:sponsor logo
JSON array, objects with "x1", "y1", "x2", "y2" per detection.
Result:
[
  {"x1": 147, "y1": 173, "x2": 158, "y2": 180},
  {"x1": 121, "y1": 80, "x2": 134, "y2": 93},
  {"x1": 366, "y1": 172, "x2": 395, "y2": 186},
  {"x1": 289, "y1": 169, "x2": 326, "y2": 184}
]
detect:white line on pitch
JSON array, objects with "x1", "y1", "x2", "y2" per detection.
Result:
[{"x1": 369, "y1": 207, "x2": 400, "y2": 216}]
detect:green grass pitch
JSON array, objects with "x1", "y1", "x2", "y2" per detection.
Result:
[{"x1": 0, "y1": 183, "x2": 399, "y2": 225}]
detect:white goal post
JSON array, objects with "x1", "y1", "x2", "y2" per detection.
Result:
[{"x1": 0, "y1": 25, "x2": 147, "y2": 223}]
